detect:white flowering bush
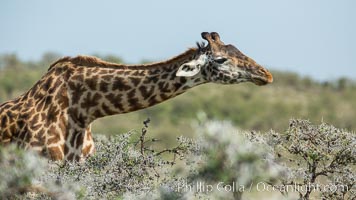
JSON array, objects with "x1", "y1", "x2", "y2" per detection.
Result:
[
  {"x1": 0, "y1": 118, "x2": 354, "y2": 200},
  {"x1": 0, "y1": 145, "x2": 47, "y2": 199},
  {"x1": 265, "y1": 119, "x2": 356, "y2": 200},
  {"x1": 179, "y1": 120, "x2": 284, "y2": 200}
]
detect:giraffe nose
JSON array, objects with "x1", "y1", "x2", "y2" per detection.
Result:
[
  {"x1": 265, "y1": 70, "x2": 273, "y2": 83},
  {"x1": 251, "y1": 67, "x2": 273, "y2": 86}
]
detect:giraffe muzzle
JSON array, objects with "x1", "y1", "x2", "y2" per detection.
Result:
[{"x1": 251, "y1": 70, "x2": 273, "y2": 86}]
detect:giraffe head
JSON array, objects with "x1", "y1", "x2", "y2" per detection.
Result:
[{"x1": 176, "y1": 32, "x2": 273, "y2": 86}]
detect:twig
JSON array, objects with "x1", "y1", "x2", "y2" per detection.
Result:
[{"x1": 140, "y1": 118, "x2": 150, "y2": 155}]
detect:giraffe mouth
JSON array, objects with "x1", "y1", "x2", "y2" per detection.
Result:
[
  {"x1": 252, "y1": 77, "x2": 268, "y2": 85},
  {"x1": 251, "y1": 72, "x2": 273, "y2": 86}
]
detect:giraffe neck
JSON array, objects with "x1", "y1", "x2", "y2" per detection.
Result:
[
  {"x1": 0, "y1": 48, "x2": 206, "y2": 161},
  {"x1": 64, "y1": 48, "x2": 206, "y2": 126}
]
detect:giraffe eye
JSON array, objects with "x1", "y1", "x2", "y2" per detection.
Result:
[{"x1": 214, "y1": 57, "x2": 227, "y2": 64}]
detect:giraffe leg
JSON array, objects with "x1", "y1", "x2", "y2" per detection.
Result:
[
  {"x1": 81, "y1": 126, "x2": 95, "y2": 159},
  {"x1": 62, "y1": 119, "x2": 95, "y2": 161},
  {"x1": 47, "y1": 145, "x2": 65, "y2": 160}
]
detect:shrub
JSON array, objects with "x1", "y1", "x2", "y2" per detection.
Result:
[
  {"x1": 0, "y1": 119, "x2": 354, "y2": 200},
  {"x1": 264, "y1": 119, "x2": 356, "y2": 200},
  {"x1": 0, "y1": 145, "x2": 47, "y2": 199}
]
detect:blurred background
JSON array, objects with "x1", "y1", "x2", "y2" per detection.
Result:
[{"x1": 0, "y1": 0, "x2": 355, "y2": 145}]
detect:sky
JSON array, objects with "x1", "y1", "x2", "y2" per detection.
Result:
[{"x1": 0, "y1": 0, "x2": 355, "y2": 81}]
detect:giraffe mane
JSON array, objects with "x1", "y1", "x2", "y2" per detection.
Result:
[{"x1": 49, "y1": 47, "x2": 201, "y2": 70}]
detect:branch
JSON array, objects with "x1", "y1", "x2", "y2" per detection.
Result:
[{"x1": 139, "y1": 118, "x2": 151, "y2": 155}]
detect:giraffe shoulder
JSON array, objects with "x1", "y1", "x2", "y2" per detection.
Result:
[
  {"x1": 68, "y1": 55, "x2": 106, "y2": 67},
  {"x1": 48, "y1": 56, "x2": 72, "y2": 70}
]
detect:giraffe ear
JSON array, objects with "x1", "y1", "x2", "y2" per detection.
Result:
[
  {"x1": 176, "y1": 54, "x2": 207, "y2": 77},
  {"x1": 176, "y1": 63, "x2": 201, "y2": 77}
]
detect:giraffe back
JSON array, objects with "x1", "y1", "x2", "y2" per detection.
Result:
[{"x1": 0, "y1": 64, "x2": 72, "y2": 159}]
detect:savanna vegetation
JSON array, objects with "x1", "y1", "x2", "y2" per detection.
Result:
[
  {"x1": 0, "y1": 53, "x2": 355, "y2": 199},
  {"x1": 0, "y1": 119, "x2": 354, "y2": 199}
]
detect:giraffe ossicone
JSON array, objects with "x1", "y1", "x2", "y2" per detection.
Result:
[{"x1": 0, "y1": 32, "x2": 273, "y2": 161}]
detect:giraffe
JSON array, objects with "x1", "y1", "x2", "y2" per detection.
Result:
[{"x1": 0, "y1": 32, "x2": 273, "y2": 161}]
